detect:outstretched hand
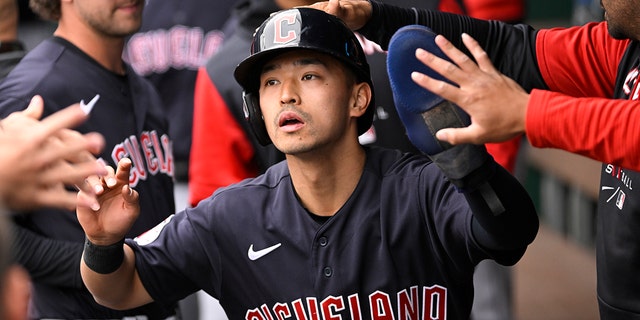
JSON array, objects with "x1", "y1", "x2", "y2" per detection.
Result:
[
  {"x1": 77, "y1": 158, "x2": 140, "y2": 246},
  {"x1": 0, "y1": 95, "x2": 107, "y2": 211},
  {"x1": 305, "y1": 0, "x2": 372, "y2": 31},
  {"x1": 410, "y1": 33, "x2": 529, "y2": 145}
]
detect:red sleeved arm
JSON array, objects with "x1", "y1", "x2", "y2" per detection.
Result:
[
  {"x1": 525, "y1": 22, "x2": 640, "y2": 169},
  {"x1": 527, "y1": 90, "x2": 640, "y2": 170},
  {"x1": 189, "y1": 68, "x2": 257, "y2": 206},
  {"x1": 535, "y1": 22, "x2": 624, "y2": 99}
]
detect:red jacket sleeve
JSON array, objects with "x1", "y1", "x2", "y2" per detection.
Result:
[
  {"x1": 527, "y1": 22, "x2": 640, "y2": 169},
  {"x1": 189, "y1": 68, "x2": 257, "y2": 206}
]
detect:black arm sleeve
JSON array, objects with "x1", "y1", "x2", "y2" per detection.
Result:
[
  {"x1": 11, "y1": 222, "x2": 85, "y2": 289},
  {"x1": 463, "y1": 162, "x2": 539, "y2": 265},
  {"x1": 360, "y1": 0, "x2": 548, "y2": 92}
]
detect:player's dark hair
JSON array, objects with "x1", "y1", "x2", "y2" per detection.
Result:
[{"x1": 29, "y1": 0, "x2": 61, "y2": 22}]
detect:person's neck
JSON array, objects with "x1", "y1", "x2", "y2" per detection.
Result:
[
  {"x1": 287, "y1": 143, "x2": 366, "y2": 217},
  {"x1": 54, "y1": 25, "x2": 127, "y2": 75}
]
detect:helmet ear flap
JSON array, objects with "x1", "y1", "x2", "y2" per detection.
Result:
[{"x1": 242, "y1": 91, "x2": 272, "y2": 146}]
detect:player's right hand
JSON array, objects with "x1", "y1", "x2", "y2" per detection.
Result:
[{"x1": 77, "y1": 158, "x2": 140, "y2": 246}]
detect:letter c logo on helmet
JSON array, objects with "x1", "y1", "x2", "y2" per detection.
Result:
[
  {"x1": 273, "y1": 12, "x2": 297, "y2": 44},
  {"x1": 234, "y1": 8, "x2": 375, "y2": 146}
]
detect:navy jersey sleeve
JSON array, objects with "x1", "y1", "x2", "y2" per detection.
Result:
[
  {"x1": 417, "y1": 154, "x2": 538, "y2": 266},
  {"x1": 418, "y1": 161, "x2": 482, "y2": 268},
  {"x1": 126, "y1": 207, "x2": 221, "y2": 304}
]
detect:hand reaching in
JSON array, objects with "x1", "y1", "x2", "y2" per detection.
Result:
[
  {"x1": 410, "y1": 33, "x2": 529, "y2": 145},
  {"x1": 305, "y1": 0, "x2": 372, "y2": 31},
  {"x1": 77, "y1": 158, "x2": 140, "y2": 246},
  {"x1": 0, "y1": 95, "x2": 107, "y2": 211}
]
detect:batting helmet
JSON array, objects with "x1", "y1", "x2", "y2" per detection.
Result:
[{"x1": 234, "y1": 7, "x2": 375, "y2": 146}]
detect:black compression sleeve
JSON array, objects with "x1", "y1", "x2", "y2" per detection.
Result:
[
  {"x1": 463, "y1": 164, "x2": 539, "y2": 265},
  {"x1": 359, "y1": 1, "x2": 491, "y2": 52},
  {"x1": 11, "y1": 222, "x2": 85, "y2": 289},
  {"x1": 360, "y1": 1, "x2": 546, "y2": 91}
]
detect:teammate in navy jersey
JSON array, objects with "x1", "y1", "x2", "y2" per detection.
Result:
[
  {"x1": 0, "y1": 0, "x2": 178, "y2": 318},
  {"x1": 309, "y1": 0, "x2": 640, "y2": 318},
  {"x1": 77, "y1": 8, "x2": 537, "y2": 320},
  {"x1": 123, "y1": 0, "x2": 238, "y2": 182}
]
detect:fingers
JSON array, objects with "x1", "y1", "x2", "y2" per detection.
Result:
[
  {"x1": 38, "y1": 103, "x2": 90, "y2": 140},
  {"x1": 122, "y1": 184, "x2": 139, "y2": 206},
  {"x1": 461, "y1": 33, "x2": 497, "y2": 74},
  {"x1": 77, "y1": 188, "x2": 101, "y2": 211},
  {"x1": 436, "y1": 126, "x2": 482, "y2": 145},
  {"x1": 326, "y1": 0, "x2": 340, "y2": 14},
  {"x1": 114, "y1": 158, "x2": 133, "y2": 186},
  {"x1": 411, "y1": 45, "x2": 462, "y2": 103},
  {"x1": 36, "y1": 130, "x2": 105, "y2": 166},
  {"x1": 22, "y1": 95, "x2": 45, "y2": 120}
]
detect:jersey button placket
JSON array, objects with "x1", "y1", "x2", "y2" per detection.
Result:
[{"x1": 318, "y1": 236, "x2": 332, "y2": 278}]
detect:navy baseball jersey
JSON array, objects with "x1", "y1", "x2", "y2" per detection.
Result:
[
  {"x1": 0, "y1": 37, "x2": 177, "y2": 319},
  {"x1": 128, "y1": 147, "x2": 533, "y2": 320},
  {"x1": 123, "y1": 0, "x2": 237, "y2": 180}
]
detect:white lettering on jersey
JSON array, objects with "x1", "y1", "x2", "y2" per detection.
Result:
[
  {"x1": 623, "y1": 67, "x2": 640, "y2": 100},
  {"x1": 125, "y1": 26, "x2": 225, "y2": 76},
  {"x1": 111, "y1": 130, "x2": 174, "y2": 187}
]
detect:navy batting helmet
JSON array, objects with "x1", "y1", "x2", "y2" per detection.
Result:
[{"x1": 234, "y1": 7, "x2": 375, "y2": 146}]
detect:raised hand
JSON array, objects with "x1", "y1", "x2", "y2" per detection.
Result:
[
  {"x1": 77, "y1": 158, "x2": 140, "y2": 246},
  {"x1": 305, "y1": 0, "x2": 372, "y2": 31},
  {"x1": 0, "y1": 95, "x2": 107, "y2": 211},
  {"x1": 410, "y1": 33, "x2": 529, "y2": 145}
]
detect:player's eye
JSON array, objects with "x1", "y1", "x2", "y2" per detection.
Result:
[
  {"x1": 301, "y1": 74, "x2": 317, "y2": 81},
  {"x1": 264, "y1": 79, "x2": 279, "y2": 87}
]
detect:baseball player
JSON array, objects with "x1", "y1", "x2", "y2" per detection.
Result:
[
  {"x1": 0, "y1": 0, "x2": 178, "y2": 318},
  {"x1": 308, "y1": 0, "x2": 640, "y2": 318},
  {"x1": 77, "y1": 8, "x2": 538, "y2": 320}
]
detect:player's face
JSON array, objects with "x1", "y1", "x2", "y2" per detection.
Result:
[
  {"x1": 258, "y1": 50, "x2": 366, "y2": 155},
  {"x1": 74, "y1": 0, "x2": 144, "y2": 38},
  {"x1": 601, "y1": 0, "x2": 640, "y2": 40}
]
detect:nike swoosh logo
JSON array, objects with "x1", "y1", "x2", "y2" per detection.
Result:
[
  {"x1": 248, "y1": 243, "x2": 281, "y2": 261},
  {"x1": 80, "y1": 94, "x2": 100, "y2": 115}
]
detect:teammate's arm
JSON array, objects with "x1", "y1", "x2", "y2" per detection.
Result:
[
  {"x1": 463, "y1": 162, "x2": 538, "y2": 265},
  {"x1": 77, "y1": 159, "x2": 153, "y2": 310},
  {"x1": 11, "y1": 224, "x2": 85, "y2": 288}
]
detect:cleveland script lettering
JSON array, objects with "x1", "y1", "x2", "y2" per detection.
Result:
[
  {"x1": 245, "y1": 286, "x2": 448, "y2": 320},
  {"x1": 111, "y1": 130, "x2": 174, "y2": 187}
]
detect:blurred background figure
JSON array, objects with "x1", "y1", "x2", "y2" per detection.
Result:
[
  {"x1": 0, "y1": 0, "x2": 26, "y2": 78},
  {"x1": 124, "y1": 0, "x2": 238, "y2": 187},
  {"x1": 571, "y1": 0, "x2": 603, "y2": 26}
]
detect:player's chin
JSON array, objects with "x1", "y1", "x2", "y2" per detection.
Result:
[{"x1": 272, "y1": 137, "x2": 315, "y2": 155}]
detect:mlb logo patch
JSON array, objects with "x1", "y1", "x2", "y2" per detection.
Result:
[{"x1": 616, "y1": 190, "x2": 626, "y2": 210}]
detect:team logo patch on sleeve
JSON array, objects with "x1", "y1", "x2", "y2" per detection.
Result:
[{"x1": 134, "y1": 215, "x2": 174, "y2": 246}]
